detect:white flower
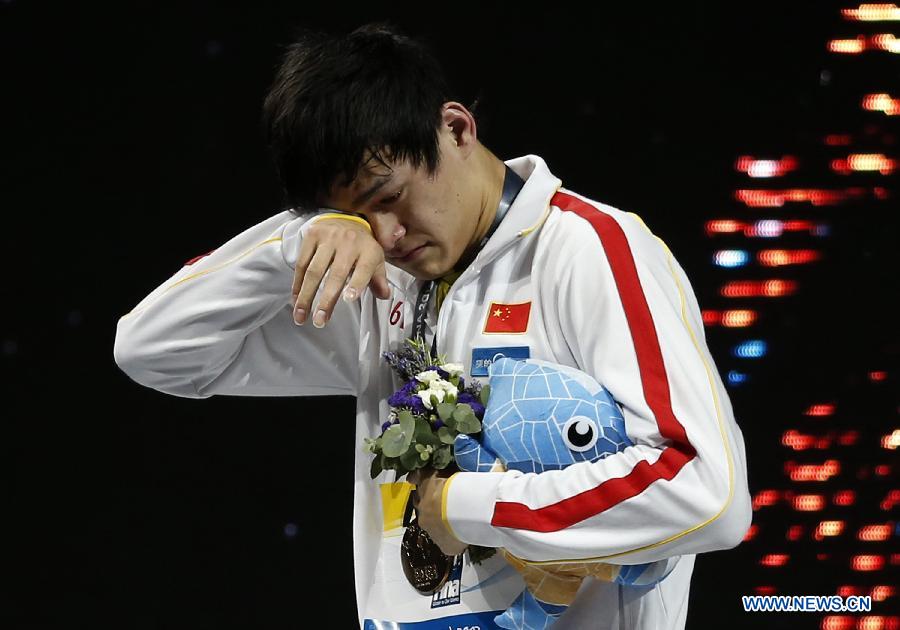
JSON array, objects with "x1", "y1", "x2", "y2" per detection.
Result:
[
  {"x1": 417, "y1": 387, "x2": 445, "y2": 409},
  {"x1": 415, "y1": 370, "x2": 441, "y2": 384},
  {"x1": 430, "y1": 379, "x2": 458, "y2": 396},
  {"x1": 440, "y1": 363, "x2": 465, "y2": 377}
]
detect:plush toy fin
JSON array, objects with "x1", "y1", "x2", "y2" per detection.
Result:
[
  {"x1": 494, "y1": 588, "x2": 567, "y2": 630},
  {"x1": 454, "y1": 433, "x2": 500, "y2": 473}
]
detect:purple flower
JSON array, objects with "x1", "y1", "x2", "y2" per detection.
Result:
[
  {"x1": 434, "y1": 419, "x2": 444, "y2": 430},
  {"x1": 402, "y1": 380, "x2": 419, "y2": 394},
  {"x1": 381, "y1": 421, "x2": 392, "y2": 433},
  {"x1": 388, "y1": 380, "x2": 428, "y2": 415},
  {"x1": 388, "y1": 380, "x2": 420, "y2": 407}
]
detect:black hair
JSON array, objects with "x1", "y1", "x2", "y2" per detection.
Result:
[{"x1": 262, "y1": 21, "x2": 473, "y2": 213}]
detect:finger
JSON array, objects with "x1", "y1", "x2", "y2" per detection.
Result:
[
  {"x1": 370, "y1": 260, "x2": 392, "y2": 300},
  {"x1": 292, "y1": 237, "x2": 318, "y2": 305},
  {"x1": 311, "y1": 248, "x2": 358, "y2": 327},
  {"x1": 294, "y1": 244, "x2": 335, "y2": 325},
  {"x1": 342, "y1": 248, "x2": 386, "y2": 303}
]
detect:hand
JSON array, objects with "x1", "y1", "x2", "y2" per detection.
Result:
[
  {"x1": 408, "y1": 468, "x2": 468, "y2": 556},
  {"x1": 292, "y1": 217, "x2": 392, "y2": 327}
]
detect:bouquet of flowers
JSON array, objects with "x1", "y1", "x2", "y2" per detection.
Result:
[
  {"x1": 365, "y1": 336, "x2": 496, "y2": 564},
  {"x1": 365, "y1": 336, "x2": 490, "y2": 479}
]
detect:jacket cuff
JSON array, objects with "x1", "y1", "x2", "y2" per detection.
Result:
[{"x1": 443, "y1": 471, "x2": 507, "y2": 548}]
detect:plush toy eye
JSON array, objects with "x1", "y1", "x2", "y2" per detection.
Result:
[{"x1": 562, "y1": 416, "x2": 599, "y2": 452}]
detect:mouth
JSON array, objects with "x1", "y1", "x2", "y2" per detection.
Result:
[{"x1": 390, "y1": 244, "x2": 428, "y2": 263}]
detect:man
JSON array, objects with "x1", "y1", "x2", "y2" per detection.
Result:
[{"x1": 114, "y1": 22, "x2": 751, "y2": 629}]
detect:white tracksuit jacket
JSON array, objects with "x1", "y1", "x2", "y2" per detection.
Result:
[{"x1": 114, "y1": 154, "x2": 752, "y2": 629}]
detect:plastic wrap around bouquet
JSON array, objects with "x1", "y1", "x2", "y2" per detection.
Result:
[{"x1": 454, "y1": 357, "x2": 680, "y2": 630}]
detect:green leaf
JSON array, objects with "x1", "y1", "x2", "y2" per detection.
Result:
[
  {"x1": 452, "y1": 403, "x2": 474, "y2": 422},
  {"x1": 452, "y1": 404, "x2": 480, "y2": 434},
  {"x1": 444, "y1": 413, "x2": 458, "y2": 431},
  {"x1": 453, "y1": 404, "x2": 481, "y2": 433},
  {"x1": 479, "y1": 384, "x2": 491, "y2": 406},
  {"x1": 456, "y1": 414, "x2": 482, "y2": 435},
  {"x1": 381, "y1": 424, "x2": 413, "y2": 458},
  {"x1": 398, "y1": 410, "x2": 415, "y2": 432},
  {"x1": 432, "y1": 445, "x2": 452, "y2": 468},
  {"x1": 370, "y1": 455, "x2": 383, "y2": 479},
  {"x1": 437, "y1": 427, "x2": 456, "y2": 445},
  {"x1": 436, "y1": 402, "x2": 456, "y2": 422},
  {"x1": 414, "y1": 417, "x2": 441, "y2": 447},
  {"x1": 400, "y1": 447, "x2": 424, "y2": 471}
]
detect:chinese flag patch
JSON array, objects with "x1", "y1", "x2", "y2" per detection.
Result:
[{"x1": 483, "y1": 301, "x2": 531, "y2": 334}]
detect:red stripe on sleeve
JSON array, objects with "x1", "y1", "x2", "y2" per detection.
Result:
[{"x1": 490, "y1": 192, "x2": 696, "y2": 533}]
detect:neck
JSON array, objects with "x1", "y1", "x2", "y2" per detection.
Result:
[{"x1": 453, "y1": 153, "x2": 507, "y2": 272}]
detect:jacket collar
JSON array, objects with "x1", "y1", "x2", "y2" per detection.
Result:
[
  {"x1": 476, "y1": 154, "x2": 562, "y2": 268},
  {"x1": 387, "y1": 154, "x2": 562, "y2": 291}
]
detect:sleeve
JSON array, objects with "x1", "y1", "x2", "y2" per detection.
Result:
[
  {"x1": 441, "y1": 198, "x2": 752, "y2": 565},
  {"x1": 113, "y1": 209, "x2": 363, "y2": 399}
]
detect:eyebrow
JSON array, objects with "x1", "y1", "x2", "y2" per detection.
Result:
[{"x1": 353, "y1": 175, "x2": 393, "y2": 208}]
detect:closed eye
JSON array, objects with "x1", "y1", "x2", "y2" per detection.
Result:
[{"x1": 380, "y1": 189, "x2": 403, "y2": 205}]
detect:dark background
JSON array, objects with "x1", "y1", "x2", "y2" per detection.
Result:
[{"x1": 5, "y1": 1, "x2": 897, "y2": 628}]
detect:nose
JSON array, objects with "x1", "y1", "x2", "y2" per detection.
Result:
[{"x1": 369, "y1": 212, "x2": 406, "y2": 254}]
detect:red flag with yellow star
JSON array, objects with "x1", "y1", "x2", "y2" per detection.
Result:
[{"x1": 483, "y1": 301, "x2": 532, "y2": 334}]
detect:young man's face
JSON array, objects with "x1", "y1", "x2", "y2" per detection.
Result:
[{"x1": 316, "y1": 114, "x2": 486, "y2": 281}]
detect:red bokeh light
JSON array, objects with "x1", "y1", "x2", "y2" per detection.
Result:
[
  {"x1": 753, "y1": 489, "x2": 781, "y2": 510},
  {"x1": 758, "y1": 249, "x2": 821, "y2": 266},
  {"x1": 815, "y1": 520, "x2": 846, "y2": 540},
  {"x1": 721, "y1": 279, "x2": 799, "y2": 298},
  {"x1": 735, "y1": 155, "x2": 799, "y2": 177},
  {"x1": 841, "y1": 4, "x2": 900, "y2": 22},
  {"x1": 760, "y1": 553, "x2": 790, "y2": 567},
  {"x1": 794, "y1": 494, "x2": 826, "y2": 511},
  {"x1": 806, "y1": 403, "x2": 836, "y2": 417},
  {"x1": 851, "y1": 554, "x2": 885, "y2": 571},
  {"x1": 863, "y1": 93, "x2": 900, "y2": 115},
  {"x1": 857, "y1": 524, "x2": 892, "y2": 541},
  {"x1": 834, "y1": 490, "x2": 857, "y2": 507},
  {"x1": 871, "y1": 585, "x2": 896, "y2": 602},
  {"x1": 822, "y1": 616, "x2": 854, "y2": 630},
  {"x1": 786, "y1": 524, "x2": 804, "y2": 541}
]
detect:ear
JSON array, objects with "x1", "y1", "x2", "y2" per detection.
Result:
[{"x1": 441, "y1": 101, "x2": 477, "y2": 154}]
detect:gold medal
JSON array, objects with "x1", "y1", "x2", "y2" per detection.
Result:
[{"x1": 400, "y1": 519, "x2": 453, "y2": 594}]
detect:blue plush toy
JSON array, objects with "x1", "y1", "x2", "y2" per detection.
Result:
[{"x1": 454, "y1": 357, "x2": 679, "y2": 630}]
